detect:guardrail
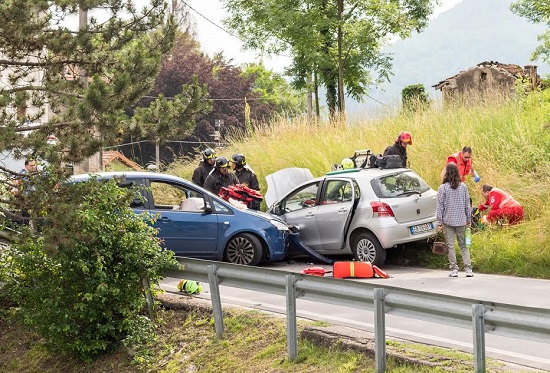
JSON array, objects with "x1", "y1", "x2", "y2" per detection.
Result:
[{"x1": 165, "y1": 258, "x2": 550, "y2": 373}]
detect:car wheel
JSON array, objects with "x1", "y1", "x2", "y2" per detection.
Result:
[
  {"x1": 224, "y1": 233, "x2": 263, "y2": 266},
  {"x1": 352, "y1": 232, "x2": 386, "y2": 266}
]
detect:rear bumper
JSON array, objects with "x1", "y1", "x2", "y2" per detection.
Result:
[{"x1": 361, "y1": 217, "x2": 438, "y2": 248}]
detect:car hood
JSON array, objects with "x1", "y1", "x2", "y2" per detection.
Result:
[{"x1": 265, "y1": 167, "x2": 314, "y2": 208}]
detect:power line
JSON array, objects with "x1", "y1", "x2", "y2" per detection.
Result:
[{"x1": 180, "y1": 0, "x2": 292, "y2": 59}]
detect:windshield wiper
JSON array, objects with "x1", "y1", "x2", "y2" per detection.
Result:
[{"x1": 396, "y1": 190, "x2": 422, "y2": 197}]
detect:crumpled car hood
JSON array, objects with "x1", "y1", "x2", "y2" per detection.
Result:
[{"x1": 264, "y1": 167, "x2": 314, "y2": 208}]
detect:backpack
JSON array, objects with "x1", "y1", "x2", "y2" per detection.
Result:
[{"x1": 376, "y1": 155, "x2": 402, "y2": 169}]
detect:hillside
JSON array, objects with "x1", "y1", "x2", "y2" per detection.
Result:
[{"x1": 350, "y1": 0, "x2": 548, "y2": 117}]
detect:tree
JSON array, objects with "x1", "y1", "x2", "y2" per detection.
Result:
[
  {"x1": 0, "y1": 0, "x2": 181, "y2": 359},
  {"x1": 241, "y1": 62, "x2": 306, "y2": 118},
  {"x1": 223, "y1": 0, "x2": 437, "y2": 120},
  {"x1": 510, "y1": 0, "x2": 550, "y2": 63},
  {"x1": 401, "y1": 84, "x2": 431, "y2": 112}
]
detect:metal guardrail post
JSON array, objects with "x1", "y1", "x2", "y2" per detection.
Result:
[
  {"x1": 473, "y1": 304, "x2": 486, "y2": 373},
  {"x1": 208, "y1": 264, "x2": 224, "y2": 338},
  {"x1": 286, "y1": 274, "x2": 298, "y2": 361},
  {"x1": 374, "y1": 288, "x2": 386, "y2": 373}
]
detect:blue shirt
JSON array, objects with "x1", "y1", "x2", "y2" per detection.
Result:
[{"x1": 436, "y1": 182, "x2": 471, "y2": 227}]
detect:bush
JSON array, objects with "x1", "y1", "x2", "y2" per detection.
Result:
[{"x1": 0, "y1": 179, "x2": 177, "y2": 360}]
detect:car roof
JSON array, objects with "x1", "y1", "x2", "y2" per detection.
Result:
[
  {"x1": 322, "y1": 167, "x2": 411, "y2": 181},
  {"x1": 69, "y1": 171, "x2": 186, "y2": 183}
]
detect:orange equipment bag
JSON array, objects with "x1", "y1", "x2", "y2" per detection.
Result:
[
  {"x1": 333, "y1": 261, "x2": 390, "y2": 279},
  {"x1": 333, "y1": 261, "x2": 374, "y2": 279}
]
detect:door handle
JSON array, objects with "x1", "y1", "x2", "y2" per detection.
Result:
[
  {"x1": 158, "y1": 216, "x2": 171, "y2": 222},
  {"x1": 305, "y1": 213, "x2": 315, "y2": 218},
  {"x1": 337, "y1": 208, "x2": 348, "y2": 214}
]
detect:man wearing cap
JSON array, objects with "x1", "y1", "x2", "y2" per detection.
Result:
[
  {"x1": 203, "y1": 156, "x2": 239, "y2": 195},
  {"x1": 383, "y1": 131, "x2": 412, "y2": 168}
]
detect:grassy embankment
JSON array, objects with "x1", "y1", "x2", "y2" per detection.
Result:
[
  {"x1": 1, "y1": 305, "x2": 511, "y2": 373},
  {"x1": 170, "y1": 91, "x2": 550, "y2": 279}
]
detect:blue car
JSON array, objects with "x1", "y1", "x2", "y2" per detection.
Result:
[{"x1": 70, "y1": 172, "x2": 290, "y2": 265}]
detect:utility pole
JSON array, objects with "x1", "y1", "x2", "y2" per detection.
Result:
[{"x1": 79, "y1": 6, "x2": 103, "y2": 172}]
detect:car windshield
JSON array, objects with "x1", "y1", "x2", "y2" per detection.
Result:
[{"x1": 370, "y1": 171, "x2": 431, "y2": 198}]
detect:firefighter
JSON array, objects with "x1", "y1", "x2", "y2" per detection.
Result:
[
  {"x1": 192, "y1": 148, "x2": 216, "y2": 187},
  {"x1": 478, "y1": 184, "x2": 524, "y2": 225},
  {"x1": 203, "y1": 156, "x2": 239, "y2": 195},
  {"x1": 383, "y1": 131, "x2": 412, "y2": 168},
  {"x1": 231, "y1": 153, "x2": 261, "y2": 210}
]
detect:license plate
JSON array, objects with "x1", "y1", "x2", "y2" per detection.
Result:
[{"x1": 410, "y1": 223, "x2": 434, "y2": 235}]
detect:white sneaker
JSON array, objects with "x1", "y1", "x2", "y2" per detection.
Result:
[
  {"x1": 466, "y1": 269, "x2": 474, "y2": 277},
  {"x1": 449, "y1": 269, "x2": 459, "y2": 277}
]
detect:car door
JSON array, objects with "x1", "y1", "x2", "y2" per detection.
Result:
[
  {"x1": 145, "y1": 179, "x2": 219, "y2": 258},
  {"x1": 275, "y1": 181, "x2": 322, "y2": 251},
  {"x1": 316, "y1": 179, "x2": 356, "y2": 252}
]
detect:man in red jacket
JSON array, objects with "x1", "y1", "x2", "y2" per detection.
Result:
[
  {"x1": 478, "y1": 184, "x2": 524, "y2": 225},
  {"x1": 441, "y1": 146, "x2": 481, "y2": 183}
]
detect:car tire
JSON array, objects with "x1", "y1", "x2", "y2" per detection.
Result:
[
  {"x1": 352, "y1": 232, "x2": 386, "y2": 266},
  {"x1": 224, "y1": 233, "x2": 263, "y2": 266}
]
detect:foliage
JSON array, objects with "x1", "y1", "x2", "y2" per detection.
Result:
[
  {"x1": 0, "y1": 0, "x2": 177, "y2": 171},
  {"x1": 510, "y1": 0, "x2": 550, "y2": 63},
  {"x1": 129, "y1": 75, "x2": 212, "y2": 143},
  {"x1": 401, "y1": 84, "x2": 431, "y2": 112},
  {"x1": 0, "y1": 179, "x2": 178, "y2": 360},
  {"x1": 241, "y1": 62, "x2": 306, "y2": 117},
  {"x1": 172, "y1": 90, "x2": 550, "y2": 278},
  {"x1": 223, "y1": 0, "x2": 438, "y2": 116}
]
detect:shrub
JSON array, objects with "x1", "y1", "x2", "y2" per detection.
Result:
[{"x1": 1, "y1": 179, "x2": 177, "y2": 360}]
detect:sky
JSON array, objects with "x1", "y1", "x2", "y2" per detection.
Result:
[{"x1": 186, "y1": 0, "x2": 464, "y2": 73}]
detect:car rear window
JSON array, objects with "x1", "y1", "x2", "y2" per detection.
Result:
[{"x1": 370, "y1": 171, "x2": 431, "y2": 198}]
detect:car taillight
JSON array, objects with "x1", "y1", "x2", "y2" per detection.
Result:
[{"x1": 370, "y1": 201, "x2": 395, "y2": 217}]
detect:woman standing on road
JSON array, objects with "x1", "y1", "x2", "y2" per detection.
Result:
[{"x1": 436, "y1": 163, "x2": 473, "y2": 278}]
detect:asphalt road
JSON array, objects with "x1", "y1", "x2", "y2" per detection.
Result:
[{"x1": 161, "y1": 259, "x2": 550, "y2": 371}]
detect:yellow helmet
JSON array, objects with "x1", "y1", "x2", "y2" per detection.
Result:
[{"x1": 341, "y1": 158, "x2": 354, "y2": 170}]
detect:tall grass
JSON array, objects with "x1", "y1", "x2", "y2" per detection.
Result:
[{"x1": 170, "y1": 90, "x2": 550, "y2": 278}]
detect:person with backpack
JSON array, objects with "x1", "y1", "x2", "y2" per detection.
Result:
[
  {"x1": 478, "y1": 184, "x2": 524, "y2": 225},
  {"x1": 437, "y1": 163, "x2": 473, "y2": 278},
  {"x1": 383, "y1": 131, "x2": 412, "y2": 168},
  {"x1": 203, "y1": 156, "x2": 239, "y2": 195},
  {"x1": 192, "y1": 148, "x2": 216, "y2": 187}
]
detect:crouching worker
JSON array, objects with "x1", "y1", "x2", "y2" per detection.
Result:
[{"x1": 478, "y1": 184, "x2": 524, "y2": 225}]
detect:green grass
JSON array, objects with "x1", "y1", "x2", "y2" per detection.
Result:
[
  {"x1": 169, "y1": 90, "x2": 550, "y2": 279},
  {"x1": 1, "y1": 305, "x2": 519, "y2": 372}
]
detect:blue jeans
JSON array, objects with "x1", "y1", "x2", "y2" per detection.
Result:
[{"x1": 443, "y1": 224, "x2": 472, "y2": 271}]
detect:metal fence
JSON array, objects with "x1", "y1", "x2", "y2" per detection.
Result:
[{"x1": 164, "y1": 257, "x2": 550, "y2": 373}]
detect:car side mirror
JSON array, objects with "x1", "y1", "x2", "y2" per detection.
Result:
[
  {"x1": 204, "y1": 201, "x2": 212, "y2": 213},
  {"x1": 130, "y1": 198, "x2": 144, "y2": 208}
]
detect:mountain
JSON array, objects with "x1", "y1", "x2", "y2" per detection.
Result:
[{"x1": 349, "y1": 0, "x2": 548, "y2": 117}]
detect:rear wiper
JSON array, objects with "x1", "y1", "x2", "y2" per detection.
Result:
[{"x1": 396, "y1": 190, "x2": 422, "y2": 197}]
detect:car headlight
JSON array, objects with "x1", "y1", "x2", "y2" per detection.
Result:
[{"x1": 270, "y1": 219, "x2": 289, "y2": 231}]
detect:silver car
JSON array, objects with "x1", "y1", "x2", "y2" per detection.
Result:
[{"x1": 267, "y1": 167, "x2": 438, "y2": 265}]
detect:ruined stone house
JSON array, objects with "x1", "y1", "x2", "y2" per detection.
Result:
[{"x1": 432, "y1": 61, "x2": 540, "y2": 105}]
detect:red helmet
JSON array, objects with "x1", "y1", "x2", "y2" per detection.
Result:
[{"x1": 399, "y1": 131, "x2": 412, "y2": 145}]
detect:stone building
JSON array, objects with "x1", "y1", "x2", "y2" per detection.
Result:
[{"x1": 432, "y1": 61, "x2": 540, "y2": 105}]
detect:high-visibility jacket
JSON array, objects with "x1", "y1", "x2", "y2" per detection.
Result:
[
  {"x1": 447, "y1": 152, "x2": 472, "y2": 182},
  {"x1": 480, "y1": 188, "x2": 521, "y2": 211}
]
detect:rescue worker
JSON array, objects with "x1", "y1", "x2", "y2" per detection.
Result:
[
  {"x1": 231, "y1": 153, "x2": 261, "y2": 210},
  {"x1": 441, "y1": 146, "x2": 481, "y2": 183},
  {"x1": 192, "y1": 148, "x2": 216, "y2": 187},
  {"x1": 203, "y1": 156, "x2": 239, "y2": 195},
  {"x1": 478, "y1": 184, "x2": 524, "y2": 225},
  {"x1": 383, "y1": 131, "x2": 412, "y2": 168},
  {"x1": 340, "y1": 158, "x2": 355, "y2": 170}
]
